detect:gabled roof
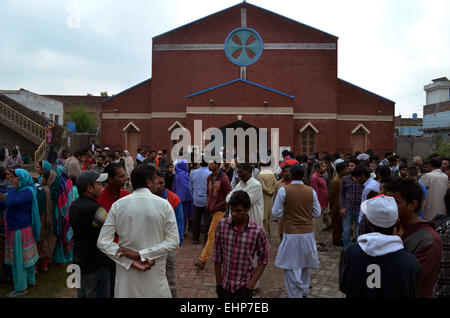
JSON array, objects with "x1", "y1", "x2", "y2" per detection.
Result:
[
  {"x1": 122, "y1": 121, "x2": 141, "y2": 132},
  {"x1": 352, "y1": 124, "x2": 370, "y2": 134},
  {"x1": 153, "y1": 1, "x2": 337, "y2": 40},
  {"x1": 186, "y1": 78, "x2": 295, "y2": 99},
  {"x1": 338, "y1": 78, "x2": 395, "y2": 104},
  {"x1": 101, "y1": 78, "x2": 151, "y2": 103}
]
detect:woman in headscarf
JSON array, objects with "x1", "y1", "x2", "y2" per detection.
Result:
[
  {"x1": 52, "y1": 165, "x2": 77, "y2": 265},
  {"x1": 123, "y1": 150, "x2": 135, "y2": 192},
  {"x1": 173, "y1": 160, "x2": 193, "y2": 232},
  {"x1": 1, "y1": 169, "x2": 40, "y2": 297},
  {"x1": 35, "y1": 160, "x2": 59, "y2": 272},
  {"x1": 0, "y1": 166, "x2": 12, "y2": 282}
]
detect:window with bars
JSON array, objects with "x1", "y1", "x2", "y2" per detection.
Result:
[{"x1": 301, "y1": 127, "x2": 316, "y2": 155}]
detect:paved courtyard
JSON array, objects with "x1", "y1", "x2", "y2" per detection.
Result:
[
  {"x1": 176, "y1": 219, "x2": 345, "y2": 298},
  {"x1": 11, "y1": 217, "x2": 345, "y2": 298}
]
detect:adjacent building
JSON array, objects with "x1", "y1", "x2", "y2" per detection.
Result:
[
  {"x1": 423, "y1": 77, "x2": 450, "y2": 136},
  {"x1": 394, "y1": 114, "x2": 423, "y2": 136},
  {"x1": 0, "y1": 89, "x2": 64, "y2": 125}
]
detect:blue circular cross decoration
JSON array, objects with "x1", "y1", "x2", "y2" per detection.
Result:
[{"x1": 225, "y1": 27, "x2": 263, "y2": 66}]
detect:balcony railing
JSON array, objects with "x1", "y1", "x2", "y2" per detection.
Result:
[{"x1": 0, "y1": 100, "x2": 47, "y2": 163}]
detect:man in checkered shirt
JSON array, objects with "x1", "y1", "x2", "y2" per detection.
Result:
[{"x1": 213, "y1": 190, "x2": 269, "y2": 298}]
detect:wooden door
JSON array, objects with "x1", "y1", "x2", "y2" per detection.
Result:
[
  {"x1": 127, "y1": 131, "x2": 140, "y2": 161},
  {"x1": 352, "y1": 129, "x2": 366, "y2": 154},
  {"x1": 301, "y1": 127, "x2": 316, "y2": 156}
]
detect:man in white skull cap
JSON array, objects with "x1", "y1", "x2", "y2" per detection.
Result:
[{"x1": 339, "y1": 194, "x2": 421, "y2": 298}]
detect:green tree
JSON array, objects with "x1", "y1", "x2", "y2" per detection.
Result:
[
  {"x1": 65, "y1": 104, "x2": 97, "y2": 133},
  {"x1": 435, "y1": 135, "x2": 450, "y2": 157}
]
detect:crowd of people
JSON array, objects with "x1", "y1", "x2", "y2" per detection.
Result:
[{"x1": 0, "y1": 140, "x2": 449, "y2": 299}]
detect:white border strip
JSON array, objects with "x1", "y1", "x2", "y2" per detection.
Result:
[
  {"x1": 153, "y1": 43, "x2": 336, "y2": 51},
  {"x1": 264, "y1": 43, "x2": 336, "y2": 50},
  {"x1": 102, "y1": 112, "x2": 186, "y2": 119},
  {"x1": 103, "y1": 111, "x2": 392, "y2": 121},
  {"x1": 187, "y1": 107, "x2": 293, "y2": 115}
]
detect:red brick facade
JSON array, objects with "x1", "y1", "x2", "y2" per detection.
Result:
[{"x1": 100, "y1": 2, "x2": 395, "y2": 159}]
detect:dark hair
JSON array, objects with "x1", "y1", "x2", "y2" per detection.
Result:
[
  {"x1": 229, "y1": 190, "x2": 251, "y2": 209},
  {"x1": 430, "y1": 153, "x2": 439, "y2": 159},
  {"x1": 167, "y1": 162, "x2": 174, "y2": 168},
  {"x1": 355, "y1": 151, "x2": 361, "y2": 156},
  {"x1": 399, "y1": 164, "x2": 408, "y2": 171},
  {"x1": 349, "y1": 158, "x2": 360, "y2": 166},
  {"x1": 400, "y1": 158, "x2": 408, "y2": 165},
  {"x1": 282, "y1": 164, "x2": 292, "y2": 173},
  {"x1": 361, "y1": 160, "x2": 370, "y2": 168},
  {"x1": 237, "y1": 163, "x2": 252, "y2": 173},
  {"x1": 430, "y1": 158, "x2": 442, "y2": 169},
  {"x1": 351, "y1": 164, "x2": 370, "y2": 178},
  {"x1": 137, "y1": 148, "x2": 142, "y2": 153},
  {"x1": 290, "y1": 164, "x2": 304, "y2": 180},
  {"x1": 0, "y1": 166, "x2": 6, "y2": 180},
  {"x1": 384, "y1": 178, "x2": 423, "y2": 214},
  {"x1": 38, "y1": 160, "x2": 43, "y2": 168},
  {"x1": 314, "y1": 161, "x2": 324, "y2": 170},
  {"x1": 377, "y1": 165, "x2": 392, "y2": 179},
  {"x1": 336, "y1": 162, "x2": 348, "y2": 174},
  {"x1": 12, "y1": 149, "x2": 18, "y2": 156},
  {"x1": 297, "y1": 154, "x2": 308, "y2": 164},
  {"x1": 407, "y1": 166, "x2": 419, "y2": 177},
  {"x1": 200, "y1": 156, "x2": 208, "y2": 167},
  {"x1": 162, "y1": 149, "x2": 167, "y2": 155},
  {"x1": 131, "y1": 164, "x2": 156, "y2": 190},
  {"x1": 104, "y1": 163, "x2": 124, "y2": 181},
  {"x1": 445, "y1": 188, "x2": 450, "y2": 215},
  {"x1": 385, "y1": 152, "x2": 393, "y2": 158},
  {"x1": 155, "y1": 170, "x2": 166, "y2": 178},
  {"x1": 74, "y1": 150, "x2": 84, "y2": 158},
  {"x1": 42, "y1": 170, "x2": 51, "y2": 181},
  {"x1": 367, "y1": 190, "x2": 379, "y2": 200}
]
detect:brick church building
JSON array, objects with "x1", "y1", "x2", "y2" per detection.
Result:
[{"x1": 100, "y1": 1, "x2": 395, "y2": 161}]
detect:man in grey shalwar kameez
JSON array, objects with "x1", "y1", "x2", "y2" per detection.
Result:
[{"x1": 272, "y1": 164, "x2": 321, "y2": 298}]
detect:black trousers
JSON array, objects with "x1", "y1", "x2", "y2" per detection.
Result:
[
  {"x1": 192, "y1": 206, "x2": 211, "y2": 243},
  {"x1": 217, "y1": 285, "x2": 253, "y2": 298}
]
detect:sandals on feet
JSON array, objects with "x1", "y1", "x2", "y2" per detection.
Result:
[{"x1": 6, "y1": 290, "x2": 28, "y2": 297}]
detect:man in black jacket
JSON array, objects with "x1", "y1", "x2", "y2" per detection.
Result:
[
  {"x1": 69, "y1": 170, "x2": 112, "y2": 298},
  {"x1": 339, "y1": 194, "x2": 421, "y2": 298}
]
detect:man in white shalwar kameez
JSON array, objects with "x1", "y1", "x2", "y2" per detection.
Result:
[
  {"x1": 226, "y1": 163, "x2": 264, "y2": 228},
  {"x1": 97, "y1": 165, "x2": 179, "y2": 298},
  {"x1": 272, "y1": 164, "x2": 321, "y2": 298}
]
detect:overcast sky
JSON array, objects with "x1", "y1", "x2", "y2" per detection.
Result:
[{"x1": 1, "y1": 0, "x2": 449, "y2": 117}]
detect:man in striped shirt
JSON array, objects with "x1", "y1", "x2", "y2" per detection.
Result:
[{"x1": 213, "y1": 190, "x2": 268, "y2": 298}]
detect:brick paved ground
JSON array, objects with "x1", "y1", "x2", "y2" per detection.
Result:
[
  {"x1": 52, "y1": 218, "x2": 345, "y2": 298},
  {"x1": 177, "y1": 218, "x2": 345, "y2": 298}
]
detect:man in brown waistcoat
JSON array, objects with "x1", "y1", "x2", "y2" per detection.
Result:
[{"x1": 272, "y1": 164, "x2": 321, "y2": 298}]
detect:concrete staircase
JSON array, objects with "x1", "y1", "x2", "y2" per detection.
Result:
[{"x1": 0, "y1": 93, "x2": 70, "y2": 164}]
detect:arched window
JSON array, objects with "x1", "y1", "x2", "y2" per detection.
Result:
[{"x1": 300, "y1": 123, "x2": 319, "y2": 156}]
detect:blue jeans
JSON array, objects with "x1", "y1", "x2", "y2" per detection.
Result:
[
  {"x1": 77, "y1": 268, "x2": 110, "y2": 298},
  {"x1": 342, "y1": 210, "x2": 360, "y2": 248}
]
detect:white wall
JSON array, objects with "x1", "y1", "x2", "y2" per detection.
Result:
[
  {"x1": 426, "y1": 88, "x2": 450, "y2": 105},
  {"x1": 0, "y1": 89, "x2": 64, "y2": 125}
]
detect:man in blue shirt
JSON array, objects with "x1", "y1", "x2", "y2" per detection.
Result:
[{"x1": 190, "y1": 159, "x2": 212, "y2": 244}]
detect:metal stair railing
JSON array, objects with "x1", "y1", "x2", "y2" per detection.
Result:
[{"x1": 0, "y1": 100, "x2": 47, "y2": 163}]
